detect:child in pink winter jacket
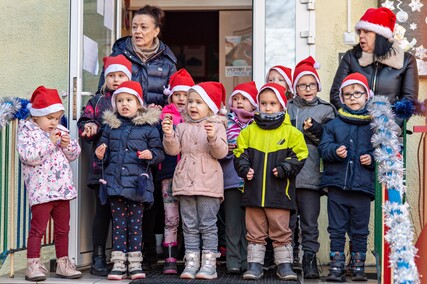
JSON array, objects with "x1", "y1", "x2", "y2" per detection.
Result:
[{"x1": 17, "y1": 86, "x2": 82, "y2": 282}]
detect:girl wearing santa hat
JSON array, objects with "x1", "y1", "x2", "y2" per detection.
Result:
[
  {"x1": 266, "y1": 65, "x2": 294, "y2": 99},
  {"x1": 156, "y1": 68, "x2": 195, "y2": 274},
  {"x1": 17, "y1": 86, "x2": 82, "y2": 281},
  {"x1": 77, "y1": 54, "x2": 132, "y2": 276},
  {"x1": 330, "y1": 7, "x2": 418, "y2": 128},
  {"x1": 219, "y1": 81, "x2": 258, "y2": 275},
  {"x1": 94, "y1": 81, "x2": 165, "y2": 280},
  {"x1": 162, "y1": 81, "x2": 228, "y2": 280}
]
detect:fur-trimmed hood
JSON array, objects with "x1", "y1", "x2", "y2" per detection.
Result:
[
  {"x1": 102, "y1": 108, "x2": 161, "y2": 129},
  {"x1": 358, "y1": 39, "x2": 404, "y2": 69}
]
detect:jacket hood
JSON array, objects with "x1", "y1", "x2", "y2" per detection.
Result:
[
  {"x1": 103, "y1": 108, "x2": 161, "y2": 129},
  {"x1": 358, "y1": 39, "x2": 404, "y2": 69},
  {"x1": 113, "y1": 36, "x2": 177, "y2": 64}
]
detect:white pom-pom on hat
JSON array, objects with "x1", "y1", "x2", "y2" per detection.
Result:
[
  {"x1": 163, "y1": 85, "x2": 172, "y2": 96},
  {"x1": 313, "y1": 61, "x2": 321, "y2": 69}
]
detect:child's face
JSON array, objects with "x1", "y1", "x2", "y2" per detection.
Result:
[
  {"x1": 187, "y1": 91, "x2": 211, "y2": 120},
  {"x1": 33, "y1": 110, "x2": 64, "y2": 133},
  {"x1": 267, "y1": 70, "x2": 289, "y2": 89},
  {"x1": 171, "y1": 91, "x2": 187, "y2": 111},
  {"x1": 341, "y1": 84, "x2": 368, "y2": 111},
  {"x1": 115, "y1": 93, "x2": 140, "y2": 117},
  {"x1": 295, "y1": 75, "x2": 318, "y2": 102},
  {"x1": 231, "y1": 93, "x2": 255, "y2": 112},
  {"x1": 258, "y1": 90, "x2": 283, "y2": 114},
  {"x1": 105, "y1": 71, "x2": 130, "y2": 91}
]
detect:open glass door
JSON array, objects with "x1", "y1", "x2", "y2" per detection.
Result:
[{"x1": 68, "y1": 0, "x2": 121, "y2": 265}]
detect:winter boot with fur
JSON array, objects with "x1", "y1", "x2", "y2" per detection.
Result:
[
  {"x1": 107, "y1": 251, "x2": 127, "y2": 280},
  {"x1": 55, "y1": 256, "x2": 82, "y2": 279},
  {"x1": 25, "y1": 258, "x2": 48, "y2": 281},
  {"x1": 326, "y1": 251, "x2": 346, "y2": 282},
  {"x1": 128, "y1": 251, "x2": 146, "y2": 280},
  {"x1": 274, "y1": 244, "x2": 297, "y2": 281},
  {"x1": 90, "y1": 245, "x2": 109, "y2": 276},
  {"x1": 196, "y1": 251, "x2": 220, "y2": 279},
  {"x1": 351, "y1": 252, "x2": 367, "y2": 281},
  {"x1": 163, "y1": 242, "x2": 178, "y2": 275},
  {"x1": 180, "y1": 251, "x2": 200, "y2": 279},
  {"x1": 302, "y1": 251, "x2": 320, "y2": 279},
  {"x1": 242, "y1": 243, "x2": 266, "y2": 280}
]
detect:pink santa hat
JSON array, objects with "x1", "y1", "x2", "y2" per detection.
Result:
[
  {"x1": 28, "y1": 86, "x2": 65, "y2": 116},
  {"x1": 111, "y1": 81, "x2": 144, "y2": 111},
  {"x1": 339, "y1": 72, "x2": 374, "y2": 104},
  {"x1": 292, "y1": 56, "x2": 322, "y2": 94},
  {"x1": 228, "y1": 81, "x2": 258, "y2": 108},
  {"x1": 266, "y1": 65, "x2": 293, "y2": 93},
  {"x1": 163, "y1": 68, "x2": 195, "y2": 102},
  {"x1": 257, "y1": 83, "x2": 288, "y2": 111},
  {"x1": 355, "y1": 7, "x2": 396, "y2": 39},
  {"x1": 103, "y1": 54, "x2": 132, "y2": 80},
  {"x1": 189, "y1": 82, "x2": 227, "y2": 115}
]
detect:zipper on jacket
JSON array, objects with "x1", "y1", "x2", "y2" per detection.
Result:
[
  {"x1": 343, "y1": 160, "x2": 351, "y2": 190},
  {"x1": 261, "y1": 131, "x2": 270, "y2": 207},
  {"x1": 372, "y1": 62, "x2": 379, "y2": 94}
]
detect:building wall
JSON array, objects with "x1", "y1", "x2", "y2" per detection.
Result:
[{"x1": 316, "y1": 0, "x2": 427, "y2": 265}]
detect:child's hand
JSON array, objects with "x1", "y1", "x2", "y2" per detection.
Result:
[
  {"x1": 360, "y1": 154, "x2": 372, "y2": 165},
  {"x1": 336, "y1": 145, "x2": 347, "y2": 158},
  {"x1": 49, "y1": 130, "x2": 62, "y2": 144},
  {"x1": 95, "y1": 143, "x2": 107, "y2": 160},
  {"x1": 162, "y1": 115, "x2": 173, "y2": 135},
  {"x1": 246, "y1": 168, "x2": 254, "y2": 180},
  {"x1": 81, "y1": 122, "x2": 98, "y2": 137},
  {"x1": 228, "y1": 143, "x2": 236, "y2": 152},
  {"x1": 59, "y1": 133, "x2": 71, "y2": 148},
  {"x1": 272, "y1": 167, "x2": 279, "y2": 177},
  {"x1": 137, "y1": 150, "x2": 153, "y2": 160},
  {"x1": 204, "y1": 122, "x2": 217, "y2": 139},
  {"x1": 303, "y1": 117, "x2": 313, "y2": 130},
  {"x1": 147, "y1": 103, "x2": 162, "y2": 110}
]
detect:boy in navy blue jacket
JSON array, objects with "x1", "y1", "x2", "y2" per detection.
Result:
[{"x1": 318, "y1": 73, "x2": 375, "y2": 282}]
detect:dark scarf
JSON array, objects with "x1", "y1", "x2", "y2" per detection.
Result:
[
  {"x1": 254, "y1": 111, "x2": 285, "y2": 130},
  {"x1": 230, "y1": 107, "x2": 255, "y2": 125},
  {"x1": 338, "y1": 105, "x2": 371, "y2": 125}
]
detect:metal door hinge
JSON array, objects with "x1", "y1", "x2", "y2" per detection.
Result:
[{"x1": 301, "y1": 0, "x2": 315, "y2": 10}]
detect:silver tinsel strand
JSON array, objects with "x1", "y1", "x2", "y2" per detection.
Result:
[
  {"x1": 368, "y1": 96, "x2": 419, "y2": 284},
  {"x1": 0, "y1": 97, "x2": 21, "y2": 129}
]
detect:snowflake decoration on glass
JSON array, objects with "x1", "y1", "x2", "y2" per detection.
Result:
[
  {"x1": 414, "y1": 45, "x2": 427, "y2": 60},
  {"x1": 409, "y1": 23, "x2": 417, "y2": 30},
  {"x1": 382, "y1": 0, "x2": 395, "y2": 10},
  {"x1": 409, "y1": 0, "x2": 424, "y2": 12}
]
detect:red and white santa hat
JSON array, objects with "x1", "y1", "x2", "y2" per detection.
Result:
[
  {"x1": 355, "y1": 7, "x2": 396, "y2": 39},
  {"x1": 163, "y1": 68, "x2": 195, "y2": 102},
  {"x1": 104, "y1": 54, "x2": 132, "y2": 80},
  {"x1": 28, "y1": 86, "x2": 65, "y2": 117},
  {"x1": 189, "y1": 82, "x2": 227, "y2": 115},
  {"x1": 339, "y1": 72, "x2": 374, "y2": 104},
  {"x1": 228, "y1": 81, "x2": 258, "y2": 108},
  {"x1": 266, "y1": 65, "x2": 293, "y2": 93},
  {"x1": 112, "y1": 81, "x2": 144, "y2": 111},
  {"x1": 293, "y1": 56, "x2": 322, "y2": 94},
  {"x1": 257, "y1": 83, "x2": 288, "y2": 111}
]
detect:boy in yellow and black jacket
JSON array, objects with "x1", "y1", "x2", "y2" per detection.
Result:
[{"x1": 233, "y1": 83, "x2": 308, "y2": 281}]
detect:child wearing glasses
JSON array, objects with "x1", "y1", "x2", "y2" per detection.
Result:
[
  {"x1": 318, "y1": 72, "x2": 375, "y2": 282},
  {"x1": 286, "y1": 56, "x2": 336, "y2": 279}
]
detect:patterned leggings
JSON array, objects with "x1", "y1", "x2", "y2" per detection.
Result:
[
  {"x1": 161, "y1": 178, "x2": 180, "y2": 244},
  {"x1": 110, "y1": 196, "x2": 144, "y2": 253}
]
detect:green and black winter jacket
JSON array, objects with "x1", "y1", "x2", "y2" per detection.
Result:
[{"x1": 233, "y1": 112, "x2": 308, "y2": 210}]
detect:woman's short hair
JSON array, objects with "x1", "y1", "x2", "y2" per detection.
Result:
[{"x1": 133, "y1": 5, "x2": 165, "y2": 32}]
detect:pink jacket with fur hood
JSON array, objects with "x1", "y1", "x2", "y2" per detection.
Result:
[
  {"x1": 163, "y1": 115, "x2": 228, "y2": 200},
  {"x1": 17, "y1": 120, "x2": 81, "y2": 207}
]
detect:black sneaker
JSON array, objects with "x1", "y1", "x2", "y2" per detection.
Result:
[{"x1": 302, "y1": 252, "x2": 320, "y2": 279}]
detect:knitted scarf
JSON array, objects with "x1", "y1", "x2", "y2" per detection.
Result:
[
  {"x1": 338, "y1": 105, "x2": 371, "y2": 125},
  {"x1": 132, "y1": 37, "x2": 160, "y2": 63}
]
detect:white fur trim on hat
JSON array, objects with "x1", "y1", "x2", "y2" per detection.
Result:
[
  {"x1": 29, "y1": 103, "x2": 65, "y2": 117},
  {"x1": 271, "y1": 67, "x2": 293, "y2": 93},
  {"x1": 292, "y1": 71, "x2": 322, "y2": 94},
  {"x1": 112, "y1": 87, "x2": 144, "y2": 110},
  {"x1": 190, "y1": 85, "x2": 218, "y2": 114},
  {"x1": 229, "y1": 90, "x2": 257, "y2": 108},
  {"x1": 339, "y1": 79, "x2": 374, "y2": 104},
  {"x1": 104, "y1": 64, "x2": 132, "y2": 80},
  {"x1": 171, "y1": 85, "x2": 191, "y2": 94},
  {"x1": 355, "y1": 20, "x2": 393, "y2": 39}
]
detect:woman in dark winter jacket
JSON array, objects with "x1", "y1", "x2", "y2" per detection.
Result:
[
  {"x1": 98, "y1": 5, "x2": 177, "y2": 107},
  {"x1": 330, "y1": 7, "x2": 418, "y2": 128},
  {"x1": 94, "y1": 81, "x2": 164, "y2": 280}
]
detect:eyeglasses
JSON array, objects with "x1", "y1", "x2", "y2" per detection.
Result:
[
  {"x1": 297, "y1": 83, "x2": 317, "y2": 91},
  {"x1": 342, "y1": 91, "x2": 366, "y2": 100}
]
